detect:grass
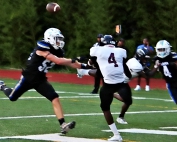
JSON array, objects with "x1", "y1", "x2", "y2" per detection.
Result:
[{"x1": 0, "y1": 78, "x2": 177, "y2": 142}]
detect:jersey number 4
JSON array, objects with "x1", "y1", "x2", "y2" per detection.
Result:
[{"x1": 108, "y1": 53, "x2": 118, "y2": 67}]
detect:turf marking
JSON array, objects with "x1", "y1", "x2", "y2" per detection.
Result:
[
  {"x1": 102, "y1": 128, "x2": 177, "y2": 135},
  {"x1": 159, "y1": 127, "x2": 177, "y2": 129},
  {"x1": 0, "y1": 133, "x2": 107, "y2": 142},
  {"x1": 0, "y1": 90, "x2": 173, "y2": 102},
  {"x1": 0, "y1": 110, "x2": 177, "y2": 120}
]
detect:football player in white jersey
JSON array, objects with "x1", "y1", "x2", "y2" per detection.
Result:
[
  {"x1": 89, "y1": 35, "x2": 132, "y2": 142},
  {"x1": 77, "y1": 47, "x2": 149, "y2": 127}
]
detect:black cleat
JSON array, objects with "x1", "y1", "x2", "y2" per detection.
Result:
[
  {"x1": 0, "y1": 80, "x2": 5, "y2": 91},
  {"x1": 60, "y1": 121, "x2": 76, "y2": 134}
]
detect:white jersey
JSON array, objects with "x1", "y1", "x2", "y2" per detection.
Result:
[
  {"x1": 124, "y1": 58, "x2": 143, "y2": 83},
  {"x1": 93, "y1": 42, "x2": 99, "y2": 47},
  {"x1": 90, "y1": 44, "x2": 126, "y2": 84}
]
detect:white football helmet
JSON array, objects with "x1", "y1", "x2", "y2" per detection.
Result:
[
  {"x1": 44, "y1": 28, "x2": 65, "y2": 49},
  {"x1": 155, "y1": 40, "x2": 171, "y2": 58}
]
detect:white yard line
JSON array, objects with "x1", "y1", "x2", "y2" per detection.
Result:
[
  {"x1": 0, "y1": 110, "x2": 177, "y2": 120},
  {"x1": 160, "y1": 127, "x2": 177, "y2": 129},
  {"x1": 0, "y1": 96, "x2": 99, "y2": 100},
  {"x1": 0, "y1": 133, "x2": 107, "y2": 142},
  {"x1": 0, "y1": 91, "x2": 173, "y2": 102},
  {"x1": 1, "y1": 128, "x2": 177, "y2": 142},
  {"x1": 102, "y1": 128, "x2": 177, "y2": 136}
]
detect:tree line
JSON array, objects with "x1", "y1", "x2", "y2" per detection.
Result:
[{"x1": 0, "y1": 0, "x2": 176, "y2": 68}]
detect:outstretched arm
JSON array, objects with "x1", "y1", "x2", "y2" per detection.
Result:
[
  {"x1": 144, "y1": 60, "x2": 160, "y2": 77},
  {"x1": 36, "y1": 50, "x2": 85, "y2": 69}
]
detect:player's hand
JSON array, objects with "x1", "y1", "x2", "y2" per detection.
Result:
[{"x1": 154, "y1": 60, "x2": 161, "y2": 68}]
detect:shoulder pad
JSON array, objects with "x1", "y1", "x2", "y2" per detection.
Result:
[
  {"x1": 37, "y1": 40, "x2": 51, "y2": 51},
  {"x1": 172, "y1": 53, "x2": 177, "y2": 59}
]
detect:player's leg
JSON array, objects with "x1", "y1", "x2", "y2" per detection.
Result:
[
  {"x1": 88, "y1": 69, "x2": 97, "y2": 77},
  {"x1": 166, "y1": 83, "x2": 177, "y2": 104},
  {"x1": 114, "y1": 83, "x2": 132, "y2": 124},
  {"x1": 145, "y1": 63, "x2": 151, "y2": 91},
  {"x1": 100, "y1": 83, "x2": 122, "y2": 141},
  {"x1": 145, "y1": 77, "x2": 150, "y2": 91},
  {"x1": 134, "y1": 75, "x2": 141, "y2": 91},
  {"x1": 77, "y1": 69, "x2": 91, "y2": 78},
  {"x1": 0, "y1": 76, "x2": 32, "y2": 101},
  {"x1": 77, "y1": 68, "x2": 97, "y2": 78},
  {"x1": 34, "y1": 81, "x2": 75, "y2": 134}
]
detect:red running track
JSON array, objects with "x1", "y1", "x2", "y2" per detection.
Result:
[{"x1": 0, "y1": 69, "x2": 166, "y2": 90}]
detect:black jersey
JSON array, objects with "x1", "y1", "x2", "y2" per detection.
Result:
[
  {"x1": 154, "y1": 52, "x2": 177, "y2": 84},
  {"x1": 22, "y1": 40, "x2": 64, "y2": 81}
]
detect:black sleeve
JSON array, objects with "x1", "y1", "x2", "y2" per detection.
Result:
[
  {"x1": 123, "y1": 58, "x2": 132, "y2": 79},
  {"x1": 90, "y1": 56, "x2": 99, "y2": 68}
]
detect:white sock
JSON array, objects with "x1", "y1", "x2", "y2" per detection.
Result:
[
  {"x1": 108, "y1": 123, "x2": 119, "y2": 135},
  {"x1": 82, "y1": 69, "x2": 90, "y2": 76}
]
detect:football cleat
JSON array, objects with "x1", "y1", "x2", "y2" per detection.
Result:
[
  {"x1": 134, "y1": 85, "x2": 141, "y2": 91},
  {"x1": 0, "y1": 80, "x2": 5, "y2": 91},
  {"x1": 145, "y1": 85, "x2": 150, "y2": 91},
  {"x1": 108, "y1": 134, "x2": 123, "y2": 141},
  {"x1": 116, "y1": 117, "x2": 128, "y2": 124},
  {"x1": 77, "y1": 69, "x2": 84, "y2": 78},
  {"x1": 60, "y1": 121, "x2": 76, "y2": 134}
]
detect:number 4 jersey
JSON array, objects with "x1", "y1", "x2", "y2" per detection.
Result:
[
  {"x1": 22, "y1": 40, "x2": 64, "y2": 82},
  {"x1": 154, "y1": 52, "x2": 177, "y2": 85},
  {"x1": 90, "y1": 45, "x2": 126, "y2": 84}
]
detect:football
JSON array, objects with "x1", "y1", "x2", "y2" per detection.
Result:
[{"x1": 46, "y1": 2, "x2": 60, "y2": 13}]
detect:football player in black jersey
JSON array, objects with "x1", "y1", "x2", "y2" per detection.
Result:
[
  {"x1": 147, "y1": 40, "x2": 177, "y2": 104},
  {"x1": 0, "y1": 28, "x2": 86, "y2": 134}
]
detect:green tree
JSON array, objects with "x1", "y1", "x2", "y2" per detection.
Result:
[
  {"x1": 0, "y1": 0, "x2": 41, "y2": 67},
  {"x1": 154, "y1": 0, "x2": 177, "y2": 50}
]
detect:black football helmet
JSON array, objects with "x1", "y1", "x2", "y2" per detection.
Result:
[{"x1": 100, "y1": 35, "x2": 116, "y2": 46}]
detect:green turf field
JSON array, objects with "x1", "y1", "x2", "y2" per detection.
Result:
[{"x1": 0, "y1": 78, "x2": 177, "y2": 142}]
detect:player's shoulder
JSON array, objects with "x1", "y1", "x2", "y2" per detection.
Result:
[
  {"x1": 171, "y1": 52, "x2": 177, "y2": 59},
  {"x1": 115, "y1": 47, "x2": 126, "y2": 52},
  {"x1": 37, "y1": 40, "x2": 51, "y2": 51},
  {"x1": 93, "y1": 42, "x2": 99, "y2": 47}
]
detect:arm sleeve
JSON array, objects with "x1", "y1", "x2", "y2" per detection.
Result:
[{"x1": 123, "y1": 58, "x2": 132, "y2": 79}]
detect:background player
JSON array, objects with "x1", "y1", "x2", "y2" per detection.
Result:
[{"x1": 146, "y1": 40, "x2": 177, "y2": 104}]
